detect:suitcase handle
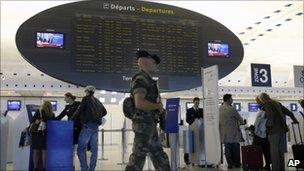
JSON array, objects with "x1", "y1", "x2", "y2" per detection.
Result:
[{"x1": 291, "y1": 123, "x2": 303, "y2": 145}]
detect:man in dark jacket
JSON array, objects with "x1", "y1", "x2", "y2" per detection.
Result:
[
  {"x1": 184, "y1": 97, "x2": 203, "y2": 165},
  {"x1": 72, "y1": 85, "x2": 107, "y2": 171}
]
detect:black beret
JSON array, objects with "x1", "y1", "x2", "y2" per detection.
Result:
[{"x1": 136, "y1": 50, "x2": 160, "y2": 64}]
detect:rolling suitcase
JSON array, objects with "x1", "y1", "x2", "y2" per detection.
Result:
[
  {"x1": 241, "y1": 128, "x2": 263, "y2": 170},
  {"x1": 241, "y1": 145, "x2": 263, "y2": 170},
  {"x1": 291, "y1": 123, "x2": 304, "y2": 169}
]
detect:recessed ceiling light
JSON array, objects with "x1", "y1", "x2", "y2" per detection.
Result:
[
  {"x1": 244, "y1": 43, "x2": 249, "y2": 45},
  {"x1": 258, "y1": 34, "x2": 264, "y2": 36},
  {"x1": 285, "y1": 18, "x2": 292, "y2": 21},
  {"x1": 239, "y1": 32, "x2": 245, "y2": 35},
  {"x1": 255, "y1": 22, "x2": 261, "y2": 25},
  {"x1": 275, "y1": 24, "x2": 282, "y2": 27},
  {"x1": 274, "y1": 10, "x2": 281, "y2": 13},
  {"x1": 246, "y1": 27, "x2": 253, "y2": 30},
  {"x1": 296, "y1": 12, "x2": 303, "y2": 16},
  {"x1": 264, "y1": 16, "x2": 271, "y2": 19},
  {"x1": 251, "y1": 39, "x2": 256, "y2": 41},
  {"x1": 266, "y1": 29, "x2": 272, "y2": 32},
  {"x1": 285, "y1": 4, "x2": 292, "y2": 7}
]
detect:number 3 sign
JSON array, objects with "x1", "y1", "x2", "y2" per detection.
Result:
[{"x1": 251, "y1": 63, "x2": 272, "y2": 87}]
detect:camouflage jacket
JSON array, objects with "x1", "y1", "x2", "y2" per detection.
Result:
[{"x1": 130, "y1": 70, "x2": 160, "y2": 122}]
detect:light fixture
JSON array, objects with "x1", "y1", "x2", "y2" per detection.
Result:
[
  {"x1": 258, "y1": 34, "x2": 264, "y2": 36},
  {"x1": 246, "y1": 27, "x2": 253, "y2": 30},
  {"x1": 255, "y1": 22, "x2": 261, "y2": 25},
  {"x1": 100, "y1": 90, "x2": 106, "y2": 94},
  {"x1": 275, "y1": 24, "x2": 282, "y2": 27},
  {"x1": 239, "y1": 32, "x2": 245, "y2": 35},
  {"x1": 251, "y1": 38, "x2": 256, "y2": 41},
  {"x1": 264, "y1": 16, "x2": 271, "y2": 19},
  {"x1": 111, "y1": 91, "x2": 117, "y2": 94},
  {"x1": 285, "y1": 18, "x2": 292, "y2": 21},
  {"x1": 266, "y1": 29, "x2": 272, "y2": 32},
  {"x1": 285, "y1": 4, "x2": 292, "y2": 7},
  {"x1": 244, "y1": 43, "x2": 249, "y2": 45},
  {"x1": 296, "y1": 12, "x2": 303, "y2": 16},
  {"x1": 274, "y1": 10, "x2": 281, "y2": 13}
]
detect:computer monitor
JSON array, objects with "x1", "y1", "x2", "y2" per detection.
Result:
[
  {"x1": 248, "y1": 103, "x2": 259, "y2": 112},
  {"x1": 208, "y1": 42, "x2": 229, "y2": 58},
  {"x1": 7, "y1": 100, "x2": 21, "y2": 111},
  {"x1": 36, "y1": 32, "x2": 64, "y2": 49},
  {"x1": 50, "y1": 101, "x2": 57, "y2": 111}
]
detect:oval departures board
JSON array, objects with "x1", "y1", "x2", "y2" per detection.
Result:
[{"x1": 16, "y1": 0, "x2": 244, "y2": 92}]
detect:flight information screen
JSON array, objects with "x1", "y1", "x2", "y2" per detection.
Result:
[{"x1": 72, "y1": 12, "x2": 202, "y2": 76}]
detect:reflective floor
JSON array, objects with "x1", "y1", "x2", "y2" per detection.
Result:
[{"x1": 6, "y1": 143, "x2": 299, "y2": 170}]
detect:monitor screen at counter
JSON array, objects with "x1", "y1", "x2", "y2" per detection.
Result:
[
  {"x1": 7, "y1": 100, "x2": 21, "y2": 111},
  {"x1": 248, "y1": 103, "x2": 259, "y2": 112}
]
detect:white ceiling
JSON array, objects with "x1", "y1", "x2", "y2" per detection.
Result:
[{"x1": 1, "y1": 1, "x2": 303, "y2": 94}]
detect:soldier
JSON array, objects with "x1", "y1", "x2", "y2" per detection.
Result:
[{"x1": 125, "y1": 50, "x2": 170, "y2": 171}]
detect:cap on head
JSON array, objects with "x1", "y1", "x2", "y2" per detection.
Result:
[
  {"x1": 85, "y1": 85, "x2": 95, "y2": 93},
  {"x1": 136, "y1": 50, "x2": 160, "y2": 64}
]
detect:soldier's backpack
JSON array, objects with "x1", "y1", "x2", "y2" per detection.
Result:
[{"x1": 123, "y1": 97, "x2": 135, "y2": 119}]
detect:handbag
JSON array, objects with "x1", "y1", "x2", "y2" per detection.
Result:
[{"x1": 19, "y1": 128, "x2": 31, "y2": 147}]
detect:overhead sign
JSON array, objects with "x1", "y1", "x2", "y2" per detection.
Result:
[
  {"x1": 202, "y1": 65, "x2": 221, "y2": 164},
  {"x1": 251, "y1": 63, "x2": 272, "y2": 87},
  {"x1": 293, "y1": 65, "x2": 304, "y2": 88}
]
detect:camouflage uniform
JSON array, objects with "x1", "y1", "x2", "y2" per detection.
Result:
[{"x1": 125, "y1": 70, "x2": 170, "y2": 171}]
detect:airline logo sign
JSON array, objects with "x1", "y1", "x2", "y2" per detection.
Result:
[
  {"x1": 251, "y1": 63, "x2": 272, "y2": 87},
  {"x1": 293, "y1": 65, "x2": 304, "y2": 87}
]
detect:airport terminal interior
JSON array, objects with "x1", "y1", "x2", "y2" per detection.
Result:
[{"x1": 1, "y1": 1, "x2": 303, "y2": 171}]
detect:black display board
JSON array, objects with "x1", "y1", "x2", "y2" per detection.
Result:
[{"x1": 16, "y1": 0, "x2": 244, "y2": 92}]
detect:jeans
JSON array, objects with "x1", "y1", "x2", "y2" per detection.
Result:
[{"x1": 77, "y1": 122, "x2": 99, "y2": 171}]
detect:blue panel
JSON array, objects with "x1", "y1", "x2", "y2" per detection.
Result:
[
  {"x1": 248, "y1": 103, "x2": 259, "y2": 112},
  {"x1": 290, "y1": 103, "x2": 298, "y2": 111},
  {"x1": 165, "y1": 98, "x2": 180, "y2": 133},
  {"x1": 47, "y1": 121, "x2": 73, "y2": 171},
  {"x1": 233, "y1": 103, "x2": 241, "y2": 111}
]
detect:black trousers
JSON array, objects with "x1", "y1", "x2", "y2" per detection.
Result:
[
  {"x1": 184, "y1": 153, "x2": 189, "y2": 164},
  {"x1": 224, "y1": 143, "x2": 241, "y2": 167},
  {"x1": 252, "y1": 134, "x2": 271, "y2": 166}
]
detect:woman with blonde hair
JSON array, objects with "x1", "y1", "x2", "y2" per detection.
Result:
[
  {"x1": 30, "y1": 101, "x2": 55, "y2": 171},
  {"x1": 256, "y1": 93, "x2": 298, "y2": 171}
]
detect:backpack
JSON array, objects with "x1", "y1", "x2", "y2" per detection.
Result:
[
  {"x1": 123, "y1": 97, "x2": 135, "y2": 119},
  {"x1": 91, "y1": 96, "x2": 107, "y2": 124}
]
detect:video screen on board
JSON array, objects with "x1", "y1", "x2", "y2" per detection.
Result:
[
  {"x1": 36, "y1": 32, "x2": 64, "y2": 49},
  {"x1": 208, "y1": 42, "x2": 229, "y2": 57}
]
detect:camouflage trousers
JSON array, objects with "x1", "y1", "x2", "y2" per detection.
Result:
[{"x1": 125, "y1": 121, "x2": 171, "y2": 171}]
